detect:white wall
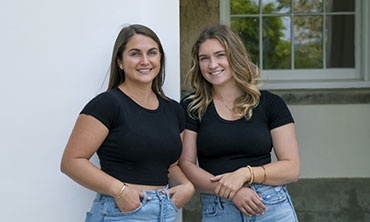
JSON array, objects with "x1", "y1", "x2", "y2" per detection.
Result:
[
  {"x1": 290, "y1": 104, "x2": 370, "y2": 178},
  {"x1": 0, "y1": 0, "x2": 181, "y2": 221}
]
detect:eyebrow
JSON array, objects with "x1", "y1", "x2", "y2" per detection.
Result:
[
  {"x1": 128, "y1": 47, "x2": 159, "y2": 52},
  {"x1": 199, "y1": 50, "x2": 226, "y2": 57}
]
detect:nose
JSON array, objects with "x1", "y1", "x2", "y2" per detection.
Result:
[
  {"x1": 208, "y1": 57, "x2": 218, "y2": 69},
  {"x1": 141, "y1": 55, "x2": 149, "y2": 65}
]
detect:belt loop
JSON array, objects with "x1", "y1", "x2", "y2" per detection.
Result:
[
  {"x1": 142, "y1": 191, "x2": 148, "y2": 204},
  {"x1": 156, "y1": 187, "x2": 170, "y2": 200},
  {"x1": 217, "y1": 196, "x2": 223, "y2": 210},
  {"x1": 164, "y1": 186, "x2": 171, "y2": 200},
  {"x1": 95, "y1": 193, "x2": 103, "y2": 201}
]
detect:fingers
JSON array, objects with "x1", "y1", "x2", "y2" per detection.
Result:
[
  {"x1": 138, "y1": 191, "x2": 151, "y2": 200},
  {"x1": 243, "y1": 199, "x2": 265, "y2": 215},
  {"x1": 210, "y1": 175, "x2": 222, "y2": 182},
  {"x1": 215, "y1": 183, "x2": 238, "y2": 199},
  {"x1": 232, "y1": 187, "x2": 267, "y2": 216}
]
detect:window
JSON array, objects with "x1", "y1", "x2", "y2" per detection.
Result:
[{"x1": 220, "y1": 0, "x2": 370, "y2": 89}]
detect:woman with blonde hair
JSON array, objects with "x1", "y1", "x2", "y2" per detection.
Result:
[{"x1": 180, "y1": 24, "x2": 299, "y2": 221}]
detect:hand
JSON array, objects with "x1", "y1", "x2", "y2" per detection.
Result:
[
  {"x1": 115, "y1": 186, "x2": 150, "y2": 212},
  {"x1": 168, "y1": 182, "x2": 195, "y2": 209},
  {"x1": 232, "y1": 186, "x2": 267, "y2": 216},
  {"x1": 210, "y1": 168, "x2": 248, "y2": 199}
]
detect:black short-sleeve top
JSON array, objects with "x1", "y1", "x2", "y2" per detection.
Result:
[
  {"x1": 81, "y1": 87, "x2": 185, "y2": 186},
  {"x1": 181, "y1": 90, "x2": 294, "y2": 175}
]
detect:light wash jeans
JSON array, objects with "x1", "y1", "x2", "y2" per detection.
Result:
[
  {"x1": 85, "y1": 187, "x2": 178, "y2": 222},
  {"x1": 201, "y1": 185, "x2": 298, "y2": 222}
]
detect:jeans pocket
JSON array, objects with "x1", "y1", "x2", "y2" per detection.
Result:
[
  {"x1": 259, "y1": 186, "x2": 288, "y2": 205},
  {"x1": 103, "y1": 199, "x2": 143, "y2": 218},
  {"x1": 202, "y1": 202, "x2": 220, "y2": 218},
  {"x1": 169, "y1": 198, "x2": 180, "y2": 212}
]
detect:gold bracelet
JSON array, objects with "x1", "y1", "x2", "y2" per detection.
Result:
[
  {"x1": 114, "y1": 183, "x2": 127, "y2": 200},
  {"x1": 246, "y1": 165, "x2": 254, "y2": 185},
  {"x1": 261, "y1": 165, "x2": 266, "y2": 184}
]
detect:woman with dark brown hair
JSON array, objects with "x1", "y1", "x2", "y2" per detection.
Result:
[{"x1": 61, "y1": 24, "x2": 194, "y2": 221}]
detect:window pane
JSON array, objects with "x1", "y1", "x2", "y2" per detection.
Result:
[
  {"x1": 263, "y1": 16, "x2": 291, "y2": 69},
  {"x1": 326, "y1": 0, "x2": 354, "y2": 12},
  {"x1": 231, "y1": 0, "x2": 259, "y2": 14},
  {"x1": 294, "y1": 0, "x2": 322, "y2": 13},
  {"x1": 262, "y1": 0, "x2": 291, "y2": 14},
  {"x1": 294, "y1": 15, "x2": 323, "y2": 69},
  {"x1": 326, "y1": 15, "x2": 354, "y2": 68},
  {"x1": 231, "y1": 17, "x2": 260, "y2": 65}
]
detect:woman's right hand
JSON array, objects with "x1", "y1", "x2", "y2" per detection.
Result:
[
  {"x1": 231, "y1": 186, "x2": 267, "y2": 216},
  {"x1": 115, "y1": 186, "x2": 148, "y2": 212}
]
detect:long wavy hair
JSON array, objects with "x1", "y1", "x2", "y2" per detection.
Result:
[
  {"x1": 185, "y1": 24, "x2": 261, "y2": 120},
  {"x1": 107, "y1": 24, "x2": 167, "y2": 99}
]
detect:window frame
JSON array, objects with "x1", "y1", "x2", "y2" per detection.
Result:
[{"x1": 220, "y1": 0, "x2": 370, "y2": 90}]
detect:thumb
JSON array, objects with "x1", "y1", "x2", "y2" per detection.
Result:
[
  {"x1": 210, "y1": 175, "x2": 222, "y2": 182},
  {"x1": 167, "y1": 187, "x2": 176, "y2": 196},
  {"x1": 139, "y1": 191, "x2": 151, "y2": 200}
]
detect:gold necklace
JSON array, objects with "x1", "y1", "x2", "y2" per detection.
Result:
[
  {"x1": 215, "y1": 97, "x2": 234, "y2": 112},
  {"x1": 222, "y1": 102, "x2": 233, "y2": 112}
]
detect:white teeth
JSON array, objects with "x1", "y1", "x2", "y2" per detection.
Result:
[
  {"x1": 137, "y1": 68, "x2": 151, "y2": 73},
  {"x1": 210, "y1": 70, "x2": 223, "y2": 75}
]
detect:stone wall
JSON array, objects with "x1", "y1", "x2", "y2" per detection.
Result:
[
  {"x1": 182, "y1": 178, "x2": 370, "y2": 221},
  {"x1": 180, "y1": 0, "x2": 219, "y2": 98}
]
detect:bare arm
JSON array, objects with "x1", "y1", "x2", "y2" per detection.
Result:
[
  {"x1": 179, "y1": 129, "x2": 217, "y2": 194},
  {"x1": 60, "y1": 114, "x2": 143, "y2": 212},
  {"x1": 167, "y1": 161, "x2": 195, "y2": 208},
  {"x1": 60, "y1": 114, "x2": 123, "y2": 196},
  {"x1": 211, "y1": 123, "x2": 300, "y2": 196},
  {"x1": 258, "y1": 123, "x2": 300, "y2": 185},
  {"x1": 166, "y1": 132, "x2": 195, "y2": 208},
  {"x1": 212, "y1": 123, "x2": 299, "y2": 216}
]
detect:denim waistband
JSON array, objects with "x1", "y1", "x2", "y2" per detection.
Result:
[
  {"x1": 200, "y1": 184, "x2": 286, "y2": 204},
  {"x1": 94, "y1": 185, "x2": 171, "y2": 203}
]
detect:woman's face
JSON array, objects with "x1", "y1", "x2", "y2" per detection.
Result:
[
  {"x1": 198, "y1": 39, "x2": 233, "y2": 87},
  {"x1": 118, "y1": 34, "x2": 161, "y2": 85}
]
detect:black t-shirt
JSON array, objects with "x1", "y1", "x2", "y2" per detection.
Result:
[
  {"x1": 81, "y1": 87, "x2": 185, "y2": 185},
  {"x1": 181, "y1": 90, "x2": 294, "y2": 175}
]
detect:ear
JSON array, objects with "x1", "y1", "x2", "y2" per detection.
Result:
[{"x1": 117, "y1": 59, "x2": 123, "y2": 70}]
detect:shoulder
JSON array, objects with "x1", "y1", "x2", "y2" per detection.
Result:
[
  {"x1": 160, "y1": 96, "x2": 184, "y2": 113},
  {"x1": 160, "y1": 96, "x2": 181, "y2": 108},
  {"x1": 82, "y1": 88, "x2": 126, "y2": 114},
  {"x1": 180, "y1": 92, "x2": 195, "y2": 107},
  {"x1": 258, "y1": 90, "x2": 294, "y2": 128},
  {"x1": 80, "y1": 88, "x2": 123, "y2": 128},
  {"x1": 86, "y1": 88, "x2": 121, "y2": 107}
]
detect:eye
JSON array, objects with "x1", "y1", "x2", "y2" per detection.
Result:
[
  {"x1": 199, "y1": 56, "x2": 209, "y2": 62},
  {"x1": 148, "y1": 50, "x2": 159, "y2": 56},
  {"x1": 130, "y1": 51, "x2": 141, "y2": 57},
  {"x1": 216, "y1": 53, "x2": 226, "y2": 58}
]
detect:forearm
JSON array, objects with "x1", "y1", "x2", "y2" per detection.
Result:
[
  {"x1": 179, "y1": 161, "x2": 217, "y2": 194},
  {"x1": 61, "y1": 158, "x2": 122, "y2": 197},
  {"x1": 252, "y1": 160, "x2": 300, "y2": 185},
  {"x1": 168, "y1": 164, "x2": 192, "y2": 187}
]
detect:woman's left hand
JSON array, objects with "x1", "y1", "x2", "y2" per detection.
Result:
[
  {"x1": 167, "y1": 182, "x2": 195, "y2": 209},
  {"x1": 210, "y1": 167, "x2": 248, "y2": 199}
]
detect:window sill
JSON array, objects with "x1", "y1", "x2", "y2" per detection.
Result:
[{"x1": 270, "y1": 88, "x2": 370, "y2": 105}]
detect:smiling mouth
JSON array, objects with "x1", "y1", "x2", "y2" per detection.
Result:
[
  {"x1": 137, "y1": 68, "x2": 152, "y2": 74},
  {"x1": 209, "y1": 69, "x2": 224, "y2": 75}
]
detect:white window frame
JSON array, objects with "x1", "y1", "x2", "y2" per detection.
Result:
[{"x1": 220, "y1": 0, "x2": 370, "y2": 89}]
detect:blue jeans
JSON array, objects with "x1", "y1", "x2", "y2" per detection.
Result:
[
  {"x1": 85, "y1": 187, "x2": 178, "y2": 222},
  {"x1": 201, "y1": 185, "x2": 298, "y2": 222}
]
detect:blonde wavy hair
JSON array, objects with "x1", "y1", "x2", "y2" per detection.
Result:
[{"x1": 185, "y1": 24, "x2": 261, "y2": 120}]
